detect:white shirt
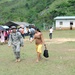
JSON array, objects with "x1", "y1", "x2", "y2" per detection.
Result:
[{"x1": 49, "y1": 28, "x2": 53, "y2": 33}]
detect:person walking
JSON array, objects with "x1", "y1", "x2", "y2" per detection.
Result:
[
  {"x1": 0, "y1": 31, "x2": 5, "y2": 44},
  {"x1": 29, "y1": 27, "x2": 35, "y2": 40},
  {"x1": 30, "y1": 28, "x2": 45, "y2": 62},
  {"x1": 49, "y1": 27, "x2": 53, "y2": 39},
  {"x1": 4, "y1": 30, "x2": 8, "y2": 43},
  {"x1": 8, "y1": 26, "x2": 24, "y2": 62},
  {"x1": 19, "y1": 27, "x2": 25, "y2": 39}
]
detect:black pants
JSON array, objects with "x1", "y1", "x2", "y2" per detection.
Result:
[
  {"x1": 29, "y1": 34, "x2": 34, "y2": 40},
  {"x1": 49, "y1": 33, "x2": 52, "y2": 39}
]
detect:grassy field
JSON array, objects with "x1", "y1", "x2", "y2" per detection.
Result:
[{"x1": 0, "y1": 30, "x2": 75, "y2": 75}]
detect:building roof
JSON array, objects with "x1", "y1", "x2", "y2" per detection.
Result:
[
  {"x1": 4, "y1": 21, "x2": 30, "y2": 27},
  {"x1": 11, "y1": 21, "x2": 30, "y2": 26},
  {"x1": 54, "y1": 16, "x2": 75, "y2": 20}
]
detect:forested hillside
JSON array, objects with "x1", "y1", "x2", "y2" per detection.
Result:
[{"x1": 0, "y1": 0, "x2": 75, "y2": 29}]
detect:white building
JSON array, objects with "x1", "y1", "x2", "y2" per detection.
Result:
[{"x1": 54, "y1": 16, "x2": 75, "y2": 30}]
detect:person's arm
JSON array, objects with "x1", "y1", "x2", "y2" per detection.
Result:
[
  {"x1": 8, "y1": 34, "x2": 12, "y2": 46},
  {"x1": 40, "y1": 33, "x2": 46, "y2": 45}
]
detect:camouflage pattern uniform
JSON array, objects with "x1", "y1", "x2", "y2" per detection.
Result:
[{"x1": 8, "y1": 26, "x2": 24, "y2": 60}]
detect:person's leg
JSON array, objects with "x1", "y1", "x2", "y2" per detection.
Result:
[
  {"x1": 16, "y1": 44, "x2": 21, "y2": 62},
  {"x1": 50, "y1": 33, "x2": 52, "y2": 39},
  {"x1": 29, "y1": 34, "x2": 32, "y2": 40},
  {"x1": 12, "y1": 45, "x2": 18, "y2": 62},
  {"x1": 51, "y1": 33, "x2": 52, "y2": 39},
  {"x1": 30, "y1": 34, "x2": 33, "y2": 40},
  {"x1": 16, "y1": 52, "x2": 20, "y2": 62},
  {"x1": 5, "y1": 36, "x2": 8, "y2": 43},
  {"x1": 13, "y1": 52, "x2": 18, "y2": 62},
  {"x1": 36, "y1": 52, "x2": 41, "y2": 62},
  {"x1": 36, "y1": 44, "x2": 42, "y2": 62}
]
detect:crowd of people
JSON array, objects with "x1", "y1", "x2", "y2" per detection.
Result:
[
  {"x1": 0, "y1": 25, "x2": 36, "y2": 44},
  {"x1": 0, "y1": 25, "x2": 53, "y2": 63},
  {"x1": 0, "y1": 30, "x2": 11, "y2": 44},
  {"x1": 0, "y1": 25, "x2": 47, "y2": 62}
]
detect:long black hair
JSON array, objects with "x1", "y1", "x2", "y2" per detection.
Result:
[{"x1": 35, "y1": 27, "x2": 41, "y2": 32}]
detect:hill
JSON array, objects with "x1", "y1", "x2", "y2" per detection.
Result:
[{"x1": 0, "y1": 0, "x2": 75, "y2": 29}]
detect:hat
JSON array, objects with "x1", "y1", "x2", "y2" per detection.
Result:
[{"x1": 11, "y1": 26, "x2": 16, "y2": 29}]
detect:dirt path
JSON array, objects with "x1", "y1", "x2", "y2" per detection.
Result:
[
  {"x1": 24, "y1": 38, "x2": 75, "y2": 44},
  {"x1": 45, "y1": 38, "x2": 75, "y2": 44}
]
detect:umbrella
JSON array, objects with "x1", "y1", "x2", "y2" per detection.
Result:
[
  {"x1": 1, "y1": 26, "x2": 9, "y2": 29},
  {"x1": 0, "y1": 26, "x2": 5, "y2": 31}
]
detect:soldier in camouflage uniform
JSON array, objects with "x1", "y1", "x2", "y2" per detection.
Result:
[{"x1": 8, "y1": 26, "x2": 24, "y2": 62}]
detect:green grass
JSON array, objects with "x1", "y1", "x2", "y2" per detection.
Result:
[
  {"x1": 43, "y1": 30, "x2": 75, "y2": 38},
  {"x1": 0, "y1": 30, "x2": 75, "y2": 75}
]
